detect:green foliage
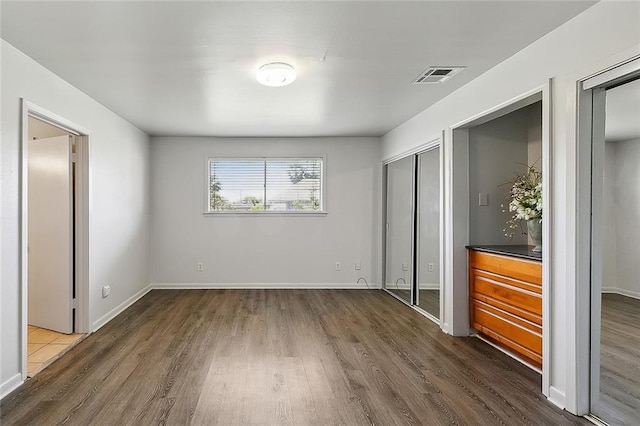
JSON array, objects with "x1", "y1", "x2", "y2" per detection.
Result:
[
  {"x1": 311, "y1": 195, "x2": 320, "y2": 210},
  {"x1": 242, "y1": 196, "x2": 262, "y2": 206},
  {"x1": 291, "y1": 195, "x2": 320, "y2": 211},
  {"x1": 288, "y1": 163, "x2": 319, "y2": 184},
  {"x1": 209, "y1": 175, "x2": 232, "y2": 211},
  {"x1": 288, "y1": 162, "x2": 321, "y2": 210}
]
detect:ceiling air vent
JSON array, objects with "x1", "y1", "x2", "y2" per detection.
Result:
[{"x1": 412, "y1": 66, "x2": 465, "y2": 84}]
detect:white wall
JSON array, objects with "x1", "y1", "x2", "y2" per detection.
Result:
[
  {"x1": 468, "y1": 107, "x2": 529, "y2": 245},
  {"x1": 1, "y1": 40, "x2": 152, "y2": 396},
  {"x1": 150, "y1": 136, "x2": 381, "y2": 287},
  {"x1": 603, "y1": 138, "x2": 640, "y2": 298},
  {"x1": 381, "y1": 0, "x2": 640, "y2": 413}
]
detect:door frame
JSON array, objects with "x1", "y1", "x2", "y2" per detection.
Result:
[
  {"x1": 575, "y1": 56, "x2": 640, "y2": 416},
  {"x1": 446, "y1": 81, "x2": 551, "y2": 395},
  {"x1": 20, "y1": 99, "x2": 90, "y2": 380}
]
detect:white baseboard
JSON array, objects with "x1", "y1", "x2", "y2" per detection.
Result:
[
  {"x1": 1, "y1": 373, "x2": 23, "y2": 399},
  {"x1": 601, "y1": 287, "x2": 640, "y2": 300},
  {"x1": 548, "y1": 386, "x2": 566, "y2": 410},
  {"x1": 442, "y1": 321, "x2": 451, "y2": 335},
  {"x1": 151, "y1": 282, "x2": 376, "y2": 290},
  {"x1": 418, "y1": 283, "x2": 440, "y2": 290},
  {"x1": 91, "y1": 284, "x2": 152, "y2": 332},
  {"x1": 384, "y1": 283, "x2": 439, "y2": 290},
  {"x1": 385, "y1": 283, "x2": 411, "y2": 290}
]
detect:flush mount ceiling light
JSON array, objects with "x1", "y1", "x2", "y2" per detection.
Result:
[{"x1": 256, "y1": 62, "x2": 296, "y2": 87}]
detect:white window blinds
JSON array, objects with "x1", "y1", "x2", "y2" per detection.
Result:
[{"x1": 208, "y1": 158, "x2": 324, "y2": 213}]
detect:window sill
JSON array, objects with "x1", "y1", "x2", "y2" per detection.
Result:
[{"x1": 203, "y1": 211, "x2": 328, "y2": 217}]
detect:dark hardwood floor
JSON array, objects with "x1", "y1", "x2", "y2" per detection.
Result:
[
  {"x1": 1, "y1": 289, "x2": 587, "y2": 425},
  {"x1": 596, "y1": 293, "x2": 640, "y2": 425}
]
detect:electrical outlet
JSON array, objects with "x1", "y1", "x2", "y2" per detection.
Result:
[
  {"x1": 428, "y1": 263, "x2": 434, "y2": 272},
  {"x1": 402, "y1": 262, "x2": 409, "y2": 271},
  {"x1": 479, "y1": 192, "x2": 489, "y2": 206},
  {"x1": 102, "y1": 285, "x2": 111, "y2": 298},
  {"x1": 197, "y1": 262, "x2": 204, "y2": 272},
  {"x1": 355, "y1": 262, "x2": 361, "y2": 271},
  {"x1": 335, "y1": 261, "x2": 341, "y2": 271}
]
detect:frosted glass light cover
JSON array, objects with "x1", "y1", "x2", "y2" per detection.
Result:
[{"x1": 256, "y1": 62, "x2": 296, "y2": 87}]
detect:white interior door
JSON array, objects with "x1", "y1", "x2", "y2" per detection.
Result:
[{"x1": 28, "y1": 135, "x2": 74, "y2": 334}]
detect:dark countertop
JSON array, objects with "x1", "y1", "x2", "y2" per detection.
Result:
[{"x1": 466, "y1": 245, "x2": 542, "y2": 261}]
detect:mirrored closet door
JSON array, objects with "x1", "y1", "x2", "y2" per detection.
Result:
[
  {"x1": 385, "y1": 155, "x2": 414, "y2": 305},
  {"x1": 590, "y1": 77, "x2": 640, "y2": 426},
  {"x1": 416, "y1": 148, "x2": 441, "y2": 319},
  {"x1": 384, "y1": 146, "x2": 441, "y2": 321}
]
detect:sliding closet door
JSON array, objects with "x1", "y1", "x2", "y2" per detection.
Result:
[
  {"x1": 385, "y1": 156, "x2": 414, "y2": 304},
  {"x1": 416, "y1": 148, "x2": 441, "y2": 319},
  {"x1": 590, "y1": 78, "x2": 640, "y2": 425}
]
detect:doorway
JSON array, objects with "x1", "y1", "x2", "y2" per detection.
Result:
[
  {"x1": 21, "y1": 101, "x2": 90, "y2": 378},
  {"x1": 384, "y1": 140, "x2": 442, "y2": 323},
  {"x1": 445, "y1": 84, "x2": 551, "y2": 394},
  {"x1": 584, "y1": 73, "x2": 640, "y2": 424}
]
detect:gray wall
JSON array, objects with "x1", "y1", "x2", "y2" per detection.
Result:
[
  {"x1": 528, "y1": 103, "x2": 543, "y2": 168},
  {"x1": 603, "y1": 138, "x2": 640, "y2": 298},
  {"x1": 468, "y1": 105, "x2": 543, "y2": 245},
  {"x1": 150, "y1": 136, "x2": 381, "y2": 286},
  {"x1": 378, "y1": 0, "x2": 639, "y2": 410},
  {"x1": 1, "y1": 40, "x2": 151, "y2": 395}
]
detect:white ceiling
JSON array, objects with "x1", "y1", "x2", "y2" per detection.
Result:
[
  {"x1": 606, "y1": 78, "x2": 640, "y2": 142},
  {"x1": 1, "y1": 1, "x2": 596, "y2": 137}
]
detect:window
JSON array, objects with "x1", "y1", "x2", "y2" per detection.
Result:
[{"x1": 207, "y1": 157, "x2": 324, "y2": 213}]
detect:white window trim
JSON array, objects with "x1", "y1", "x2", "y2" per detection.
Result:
[{"x1": 203, "y1": 155, "x2": 328, "y2": 215}]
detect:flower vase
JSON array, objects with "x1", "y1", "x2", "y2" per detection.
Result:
[{"x1": 527, "y1": 219, "x2": 542, "y2": 253}]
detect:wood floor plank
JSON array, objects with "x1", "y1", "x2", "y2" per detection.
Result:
[{"x1": 1, "y1": 289, "x2": 589, "y2": 425}]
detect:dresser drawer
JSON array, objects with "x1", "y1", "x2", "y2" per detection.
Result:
[
  {"x1": 468, "y1": 248, "x2": 543, "y2": 368},
  {"x1": 470, "y1": 269, "x2": 542, "y2": 324},
  {"x1": 469, "y1": 250, "x2": 542, "y2": 286},
  {"x1": 471, "y1": 299, "x2": 542, "y2": 366}
]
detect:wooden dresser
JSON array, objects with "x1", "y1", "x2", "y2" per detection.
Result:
[{"x1": 468, "y1": 247, "x2": 542, "y2": 368}]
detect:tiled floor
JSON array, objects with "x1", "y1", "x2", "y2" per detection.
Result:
[{"x1": 27, "y1": 325, "x2": 83, "y2": 377}]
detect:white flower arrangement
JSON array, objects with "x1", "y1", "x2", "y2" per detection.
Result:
[{"x1": 501, "y1": 165, "x2": 542, "y2": 238}]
